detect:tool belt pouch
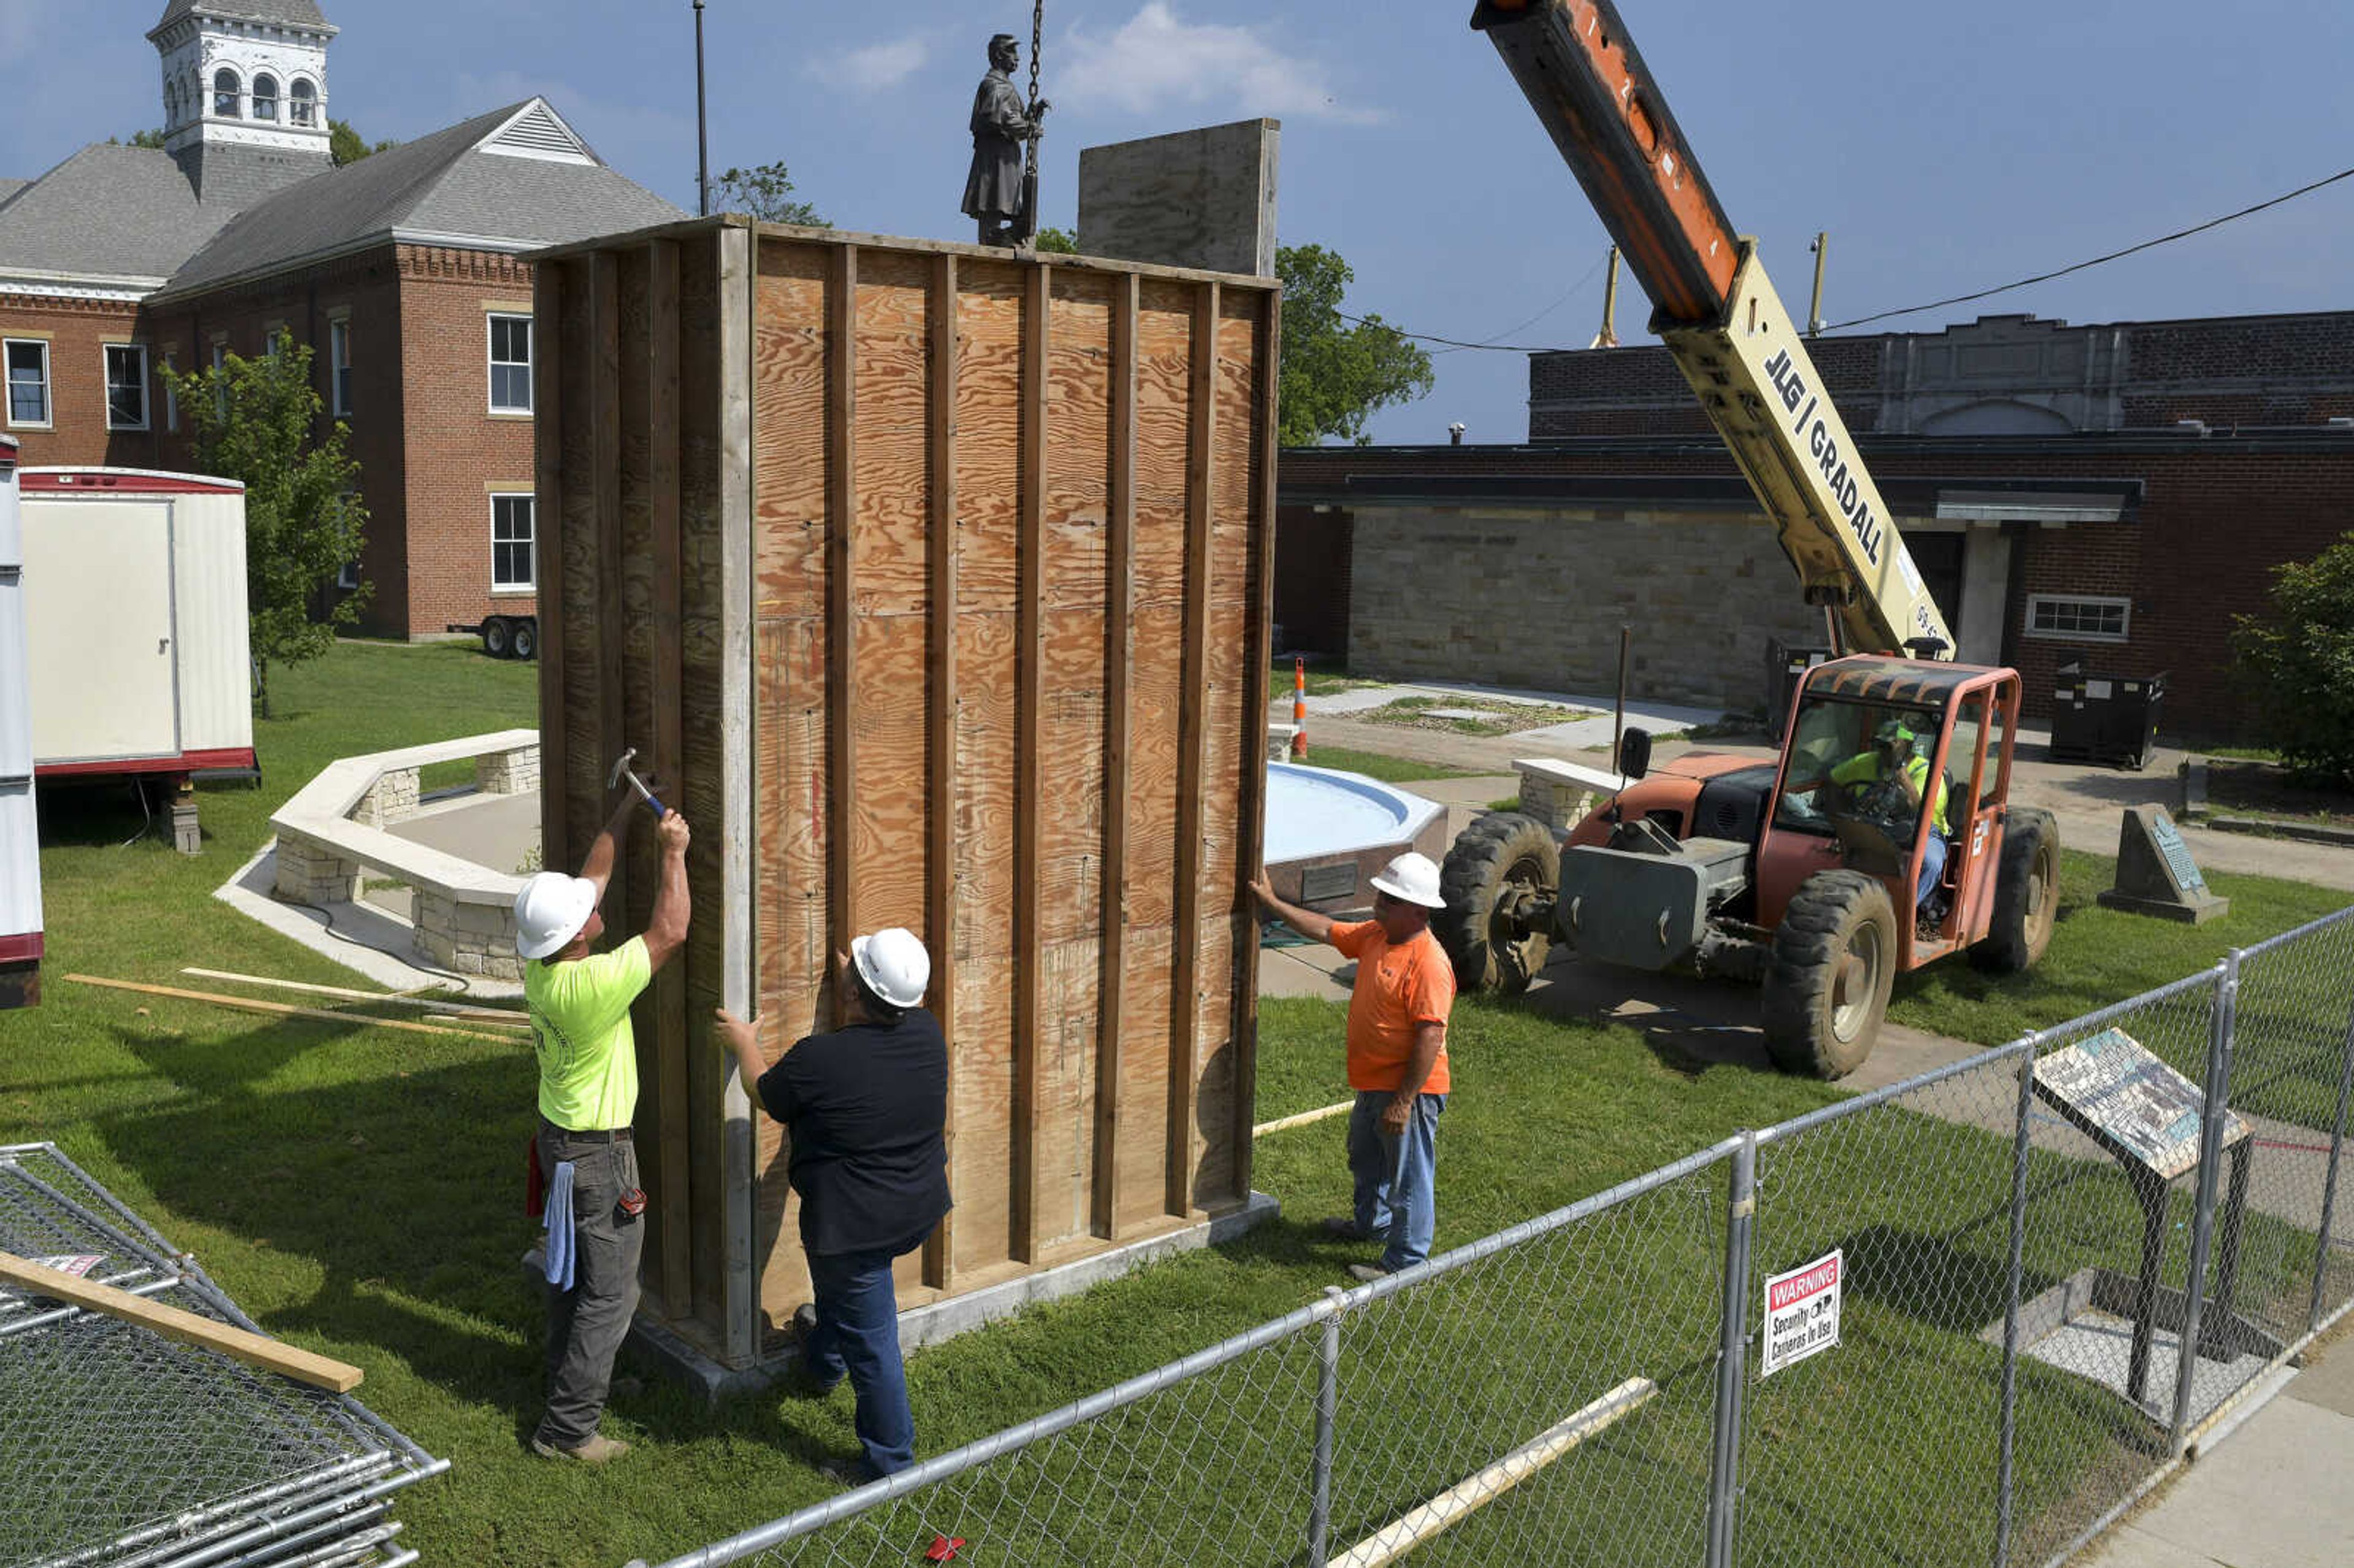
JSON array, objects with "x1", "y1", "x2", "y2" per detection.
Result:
[
  {"x1": 617, "y1": 1187, "x2": 647, "y2": 1223},
  {"x1": 525, "y1": 1134, "x2": 547, "y2": 1218}
]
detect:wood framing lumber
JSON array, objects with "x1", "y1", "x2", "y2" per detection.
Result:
[
  {"x1": 1252, "y1": 1100, "x2": 1354, "y2": 1139},
  {"x1": 1327, "y1": 1376, "x2": 1656, "y2": 1568},
  {"x1": 177, "y1": 970, "x2": 528, "y2": 1030},
  {"x1": 66, "y1": 975, "x2": 522, "y2": 1046},
  {"x1": 0, "y1": 1250, "x2": 365, "y2": 1393}
]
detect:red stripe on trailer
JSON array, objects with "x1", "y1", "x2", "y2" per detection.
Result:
[
  {"x1": 0, "y1": 933, "x2": 41, "y2": 964},
  {"x1": 36, "y1": 747, "x2": 257, "y2": 778},
  {"x1": 19, "y1": 470, "x2": 245, "y2": 495}
]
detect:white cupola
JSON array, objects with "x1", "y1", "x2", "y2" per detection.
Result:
[{"x1": 148, "y1": 1, "x2": 337, "y2": 199}]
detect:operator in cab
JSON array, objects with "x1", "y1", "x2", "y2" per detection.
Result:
[{"x1": 1795, "y1": 717, "x2": 1951, "y2": 935}]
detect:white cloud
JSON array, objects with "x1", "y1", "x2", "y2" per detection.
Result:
[
  {"x1": 1057, "y1": 3, "x2": 1380, "y2": 126},
  {"x1": 823, "y1": 36, "x2": 931, "y2": 92}
]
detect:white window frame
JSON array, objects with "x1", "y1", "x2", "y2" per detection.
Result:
[
  {"x1": 490, "y1": 492, "x2": 536, "y2": 593},
  {"x1": 103, "y1": 342, "x2": 150, "y2": 432},
  {"x1": 289, "y1": 77, "x2": 318, "y2": 127},
  {"x1": 213, "y1": 67, "x2": 242, "y2": 119},
  {"x1": 4, "y1": 338, "x2": 52, "y2": 429},
  {"x1": 486, "y1": 313, "x2": 533, "y2": 416},
  {"x1": 2024, "y1": 593, "x2": 2131, "y2": 644},
  {"x1": 251, "y1": 72, "x2": 279, "y2": 122},
  {"x1": 327, "y1": 316, "x2": 352, "y2": 417}
]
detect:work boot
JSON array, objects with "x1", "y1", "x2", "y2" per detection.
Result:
[
  {"x1": 1320, "y1": 1216, "x2": 1371, "y2": 1241},
  {"x1": 532, "y1": 1433, "x2": 631, "y2": 1463},
  {"x1": 1346, "y1": 1262, "x2": 1393, "y2": 1284}
]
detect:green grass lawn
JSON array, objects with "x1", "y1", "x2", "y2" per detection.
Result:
[
  {"x1": 7, "y1": 642, "x2": 2350, "y2": 1567},
  {"x1": 1285, "y1": 745, "x2": 1480, "y2": 784}
]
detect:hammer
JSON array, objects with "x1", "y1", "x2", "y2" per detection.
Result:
[{"x1": 607, "y1": 747, "x2": 668, "y2": 818}]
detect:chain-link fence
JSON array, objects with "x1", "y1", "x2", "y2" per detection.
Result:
[
  {"x1": 640, "y1": 910, "x2": 2354, "y2": 1568},
  {"x1": 0, "y1": 1143, "x2": 448, "y2": 1568}
]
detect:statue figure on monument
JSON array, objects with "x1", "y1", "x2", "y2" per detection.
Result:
[{"x1": 962, "y1": 32, "x2": 1048, "y2": 248}]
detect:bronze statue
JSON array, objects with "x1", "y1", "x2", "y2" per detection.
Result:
[{"x1": 962, "y1": 32, "x2": 1048, "y2": 247}]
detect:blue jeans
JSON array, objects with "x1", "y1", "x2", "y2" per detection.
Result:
[
  {"x1": 1916, "y1": 832, "x2": 1948, "y2": 912},
  {"x1": 1347, "y1": 1090, "x2": 1445, "y2": 1272},
  {"x1": 804, "y1": 1245, "x2": 916, "y2": 1477}
]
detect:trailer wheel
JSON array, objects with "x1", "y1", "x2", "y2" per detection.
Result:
[
  {"x1": 511, "y1": 618, "x2": 537, "y2": 661},
  {"x1": 1970, "y1": 809, "x2": 2059, "y2": 973},
  {"x1": 1436, "y1": 811, "x2": 1558, "y2": 995},
  {"x1": 1762, "y1": 870, "x2": 1896, "y2": 1079},
  {"x1": 481, "y1": 617, "x2": 511, "y2": 658}
]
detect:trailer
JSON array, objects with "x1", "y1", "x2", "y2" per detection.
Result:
[
  {"x1": 445, "y1": 614, "x2": 538, "y2": 660},
  {"x1": 0, "y1": 436, "x2": 40, "y2": 1005},
  {"x1": 18, "y1": 468, "x2": 257, "y2": 853}
]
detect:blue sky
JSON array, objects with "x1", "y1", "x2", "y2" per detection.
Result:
[{"x1": 9, "y1": 2, "x2": 2350, "y2": 444}]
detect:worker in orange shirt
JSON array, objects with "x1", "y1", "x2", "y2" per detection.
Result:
[{"x1": 1250, "y1": 851, "x2": 1455, "y2": 1282}]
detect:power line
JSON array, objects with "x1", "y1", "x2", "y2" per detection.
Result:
[
  {"x1": 1827, "y1": 162, "x2": 2354, "y2": 330},
  {"x1": 1325, "y1": 162, "x2": 2354, "y2": 352}
]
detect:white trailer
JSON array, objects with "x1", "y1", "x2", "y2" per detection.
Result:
[
  {"x1": 19, "y1": 468, "x2": 256, "y2": 854},
  {"x1": 0, "y1": 436, "x2": 40, "y2": 1005}
]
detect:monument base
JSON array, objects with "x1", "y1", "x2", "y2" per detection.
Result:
[
  {"x1": 2097, "y1": 888, "x2": 2230, "y2": 924},
  {"x1": 528, "y1": 1191, "x2": 1282, "y2": 1406}
]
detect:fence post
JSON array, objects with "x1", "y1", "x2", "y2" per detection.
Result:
[
  {"x1": 2168, "y1": 956, "x2": 2239, "y2": 1455},
  {"x1": 1308, "y1": 1287, "x2": 1343, "y2": 1565},
  {"x1": 1705, "y1": 1132, "x2": 1756, "y2": 1568},
  {"x1": 1994, "y1": 1038, "x2": 2038, "y2": 1568},
  {"x1": 2310, "y1": 984, "x2": 2354, "y2": 1335}
]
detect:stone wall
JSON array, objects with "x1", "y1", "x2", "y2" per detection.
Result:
[
  {"x1": 1345, "y1": 506, "x2": 1821, "y2": 712},
  {"x1": 414, "y1": 889, "x2": 523, "y2": 981}
]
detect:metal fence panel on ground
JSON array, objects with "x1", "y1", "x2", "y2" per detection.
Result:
[
  {"x1": 644, "y1": 909, "x2": 2354, "y2": 1568},
  {"x1": 0, "y1": 1143, "x2": 445, "y2": 1568}
]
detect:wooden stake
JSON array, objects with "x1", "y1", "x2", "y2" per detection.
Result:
[
  {"x1": 1252, "y1": 1100, "x2": 1353, "y2": 1138},
  {"x1": 1327, "y1": 1377, "x2": 1656, "y2": 1568},
  {"x1": 66, "y1": 975, "x2": 522, "y2": 1046},
  {"x1": 0, "y1": 1251, "x2": 365, "y2": 1393}
]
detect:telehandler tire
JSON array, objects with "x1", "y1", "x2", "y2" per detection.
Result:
[
  {"x1": 1436, "y1": 811, "x2": 1559, "y2": 995},
  {"x1": 1762, "y1": 870, "x2": 1897, "y2": 1079},
  {"x1": 1970, "y1": 808, "x2": 2060, "y2": 973}
]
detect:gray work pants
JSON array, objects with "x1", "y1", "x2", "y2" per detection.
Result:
[{"x1": 535, "y1": 1124, "x2": 642, "y2": 1450}]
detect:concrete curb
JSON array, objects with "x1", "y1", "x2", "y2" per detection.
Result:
[{"x1": 2206, "y1": 815, "x2": 2354, "y2": 847}]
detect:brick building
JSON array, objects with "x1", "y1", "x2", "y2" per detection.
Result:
[
  {"x1": 0, "y1": 1, "x2": 680, "y2": 642},
  {"x1": 1278, "y1": 311, "x2": 2354, "y2": 742}
]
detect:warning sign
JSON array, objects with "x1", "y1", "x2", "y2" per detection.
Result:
[{"x1": 1761, "y1": 1249, "x2": 1842, "y2": 1378}]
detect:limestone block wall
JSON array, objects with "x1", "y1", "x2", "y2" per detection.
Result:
[{"x1": 1345, "y1": 506, "x2": 1823, "y2": 713}]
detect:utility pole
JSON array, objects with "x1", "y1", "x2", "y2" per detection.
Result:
[
  {"x1": 1807, "y1": 232, "x2": 1829, "y2": 337},
  {"x1": 694, "y1": 0, "x2": 710, "y2": 218}
]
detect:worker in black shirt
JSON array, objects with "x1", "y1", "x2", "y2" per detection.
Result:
[{"x1": 713, "y1": 927, "x2": 949, "y2": 1482}]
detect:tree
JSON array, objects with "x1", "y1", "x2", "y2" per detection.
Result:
[
  {"x1": 329, "y1": 118, "x2": 398, "y2": 167},
  {"x1": 1034, "y1": 226, "x2": 1079, "y2": 254},
  {"x1": 161, "y1": 330, "x2": 369, "y2": 714},
  {"x1": 113, "y1": 129, "x2": 168, "y2": 149},
  {"x1": 2231, "y1": 532, "x2": 2354, "y2": 786},
  {"x1": 1275, "y1": 243, "x2": 1434, "y2": 447},
  {"x1": 711, "y1": 162, "x2": 827, "y2": 226}
]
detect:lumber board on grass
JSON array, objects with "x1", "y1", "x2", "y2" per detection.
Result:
[
  {"x1": 67, "y1": 976, "x2": 519, "y2": 1045},
  {"x1": 177, "y1": 969, "x2": 528, "y2": 1029},
  {"x1": 1252, "y1": 1100, "x2": 1353, "y2": 1138},
  {"x1": 0, "y1": 1252, "x2": 364, "y2": 1393},
  {"x1": 1327, "y1": 1377, "x2": 1657, "y2": 1568}
]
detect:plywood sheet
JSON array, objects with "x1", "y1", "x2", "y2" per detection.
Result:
[
  {"x1": 752, "y1": 240, "x2": 828, "y2": 620},
  {"x1": 952, "y1": 265, "x2": 1026, "y2": 616},
  {"x1": 851, "y1": 251, "x2": 934, "y2": 617}
]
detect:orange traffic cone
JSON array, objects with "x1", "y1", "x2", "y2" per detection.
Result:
[{"x1": 1290, "y1": 657, "x2": 1309, "y2": 759}]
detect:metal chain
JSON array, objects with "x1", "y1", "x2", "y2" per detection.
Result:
[{"x1": 1024, "y1": 0, "x2": 1044, "y2": 180}]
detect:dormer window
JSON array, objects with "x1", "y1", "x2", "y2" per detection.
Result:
[
  {"x1": 213, "y1": 69, "x2": 241, "y2": 119},
  {"x1": 253, "y1": 74, "x2": 279, "y2": 121},
  {"x1": 290, "y1": 79, "x2": 317, "y2": 127}
]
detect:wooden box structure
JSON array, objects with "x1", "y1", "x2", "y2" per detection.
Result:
[{"x1": 531, "y1": 217, "x2": 1279, "y2": 1368}]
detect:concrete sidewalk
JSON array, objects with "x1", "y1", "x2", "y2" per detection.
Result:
[{"x1": 2074, "y1": 1325, "x2": 2354, "y2": 1567}]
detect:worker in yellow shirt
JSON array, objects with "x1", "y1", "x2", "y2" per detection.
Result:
[
  {"x1": 1821, "y1": 718, "x2": 1950, "y2": 927},
  {"x1": 512, "y1": 788, "x2": 691, "y2": 1463}
]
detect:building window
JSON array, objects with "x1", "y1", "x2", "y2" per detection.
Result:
[
  {"x1": 328, "y1": 318, "x2": 352, "y2": 417},
  {"x1": 491, "y1": 494, "x2": 536, "y2": 591},
  {"x1": 4, "y1": 340, "x2": 50, "y2": 427},
  {"x1": 487, "y1": 314, "x2": 533, "y2": 414},
  {"x1": 291, "y1": 78, "x2": 316, "y2": 127},
  {"x1": 2025, "y1": 593, "x2": 2131, "y2": 643},
  {"x1": 213, "y1": 68, "x2": 241, "y2": 118},
  {"x1": 104, "y1": 344, "x2": 149, "y2": 431},
  {"x1": 252, "y1": 74, "x2": 278, "y2": 121}
]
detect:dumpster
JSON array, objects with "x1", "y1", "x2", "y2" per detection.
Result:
[{"x1": 2049, "y1": 658, "x2": 2166, "y2": 770}]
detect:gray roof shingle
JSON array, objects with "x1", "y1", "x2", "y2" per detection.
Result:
[
  {"x1": 150, "y1": 1, "x2": 335, "y2": 36},
  {"x1": 159, "y1": 101, "x2": 684, "y2": 296},
  {"x1": 0, "y1": 179, "x2": 28, "y2": 208},
  {"x1": 0, "y1": 144, "x2": 239, "y2": 282}
]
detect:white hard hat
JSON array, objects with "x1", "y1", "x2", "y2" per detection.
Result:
[
  {"x1": 851, "y1": 927, "x2": 932, "y2": 1010},
  {"x1": 514, "y1": 872, "x2": 598, "y2": 961},
  {"x1": 1369, "y1": 851, "x2": 1447, "y2": 910}
]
